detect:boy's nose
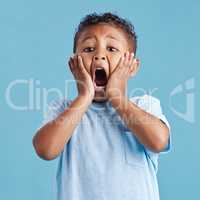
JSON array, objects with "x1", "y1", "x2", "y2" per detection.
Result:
[{"x1": 94, "y1": 56, "x2": 106, "y2": 60}]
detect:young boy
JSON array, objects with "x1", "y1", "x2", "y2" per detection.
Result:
[{"x1": 33, "y1": 12, "x2": 171, "y2": 200}]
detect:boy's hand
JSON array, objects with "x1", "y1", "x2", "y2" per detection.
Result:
[
  {"x1": 106, "y1": 51, "x2": 138, "y2": 102},
  {"x1": 68, "y1": 54, "x2": 95, "y2": 103}
]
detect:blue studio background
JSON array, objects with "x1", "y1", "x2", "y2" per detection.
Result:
[{"x1": 1, "y1": 0, "x2": 200, "y2": 199}]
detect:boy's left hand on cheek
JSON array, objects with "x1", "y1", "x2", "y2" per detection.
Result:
[{"x1": 106, "y1": 51, "x2": 139, "y2": 102}]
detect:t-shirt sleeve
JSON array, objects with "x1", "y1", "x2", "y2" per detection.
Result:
[
  {"x1": 36, "y1": 98, "x2": 70, "y2": 131},
  {"x1": 129, "y1": 95, "x2": 171, "y2": 170}
]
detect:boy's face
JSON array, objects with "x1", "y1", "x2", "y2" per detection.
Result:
[{"x1": 75, "y1": 23, "x2": 136, "y2": 101}]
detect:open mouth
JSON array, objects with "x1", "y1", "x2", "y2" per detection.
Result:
[{"x1": 94, "y1": 67, "x2": 108, "y2": 87}]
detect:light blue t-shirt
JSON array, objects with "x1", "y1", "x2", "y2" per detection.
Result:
[{"x1": 41, "y1": 94, "x2": 171, "y2": 200}]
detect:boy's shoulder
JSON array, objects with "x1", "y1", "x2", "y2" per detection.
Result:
[
  {"x1": 129, "y1": 94, "x2": 167, "y2": 124},
  {"x1": 43, "y1": 98, "x2": 71, "y2": 123},
  {"x1": 129, "y1": 94, "x2": 161, "y2": 108},
  {"x1": 47, "y1": 98, "x2": 72, "y2": 110},
  {"x1": 130, "y1": 94, "x2": 160, "y2": 103}
]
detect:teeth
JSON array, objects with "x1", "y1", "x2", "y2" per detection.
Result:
[
  {"x1": 95, "y1": 67, "x2": 105, "y2": 72},
  {"x1": 95, "y1": 67, "x2": 104, "y2": 71}
]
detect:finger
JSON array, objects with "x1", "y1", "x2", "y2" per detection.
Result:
[
  {"x1": 118, "y1": 52, "x2": 129, "y2": 78},
  {"x1": 120, "y1": 52, "x2": 131, "y2": 76},
  {"x1": 123, "y1": 52, "x2": 134, "y2": 78},
  {"x1": 68, "y1": 57, "x2": 74, "y2": 72},
  {"x1": 71, "y1": 54, "x2": 82, "y2": 77},
  {"x1": 70, "y1": 55, "x2": 80, "y2": 74},
  {"x1": 68, "y1": 58, "x2": 77, "y2": 77},
  {"x1": 112, "y1": 55, "x2": 124, "y2": 75},
  {"x1": 124, "y1": 52, "x2": 130, "y2": 68},
  {"x1": 118, "y1": 55, "x2": 125, "y2": 68},
  {"x1": 128, "y1": 52, "x2": 133, "y2": 60},
  {"x1": 73, "y1": 54, "x2": 78, "y2": 69},
  {"x1": 128, "y1": 53, "x2": 135, "y2": 69},
  {"x1": 77, "y1": 55, "x2": 88, "y2": 75},
  {"x1": 129, "y1": 58, "x2": 139, "y2": 77}
]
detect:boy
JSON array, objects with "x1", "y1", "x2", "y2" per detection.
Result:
[{"x1": 33, "y1": 12, "x2": 171, "y2": 200}]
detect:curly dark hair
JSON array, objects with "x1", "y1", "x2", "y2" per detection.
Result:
[{"x1": 73, "y1": 12, "x2": 137, "y2": 54}]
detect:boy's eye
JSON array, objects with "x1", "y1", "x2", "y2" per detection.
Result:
[
  {"x1": 83, "y1": 46, "x2": 118, "y2": 53},
  {"x1": 107, "y1": 47, "x2": 118, "y2": 52},
  {"x1": 83, "y1": 47, "x2": 95, "y2": 52}
]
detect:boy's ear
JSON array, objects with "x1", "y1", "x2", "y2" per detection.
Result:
[{"x1": 129, "y1": 58, "x2": 140, "y2": 77}]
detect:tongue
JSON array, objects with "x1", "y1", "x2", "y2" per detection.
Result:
[{"x1": 95, "y1": 68, "x2": 107, "y2": 86}]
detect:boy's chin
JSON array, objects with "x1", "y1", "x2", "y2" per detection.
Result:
[{"x1": 93, "y1": 88, "x2": 108, "y2": 102}]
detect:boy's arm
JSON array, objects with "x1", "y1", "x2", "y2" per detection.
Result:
[
  {"x1": 106, "y1": 52, "x2": 169, "y2": 153},
  {"x1": 33, "y1": 55, "x2": 94, "y2": 160},
  {"x1": 32, "y1": 95, "x2": 91, "y2": 160},
  {"x1": 110, "y1": 97, "x2": 169, "y2": 153}
]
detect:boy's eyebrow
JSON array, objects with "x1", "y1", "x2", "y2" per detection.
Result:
[
  {"x1": 106, "y1": 35, "x2": 119, "y2": 41},
  {"x1": 81, "y1": 36, "x2": 95, "y2": 43},
  {"x1": 81, "y1": 35, "x2": 119, "y2": 43}
]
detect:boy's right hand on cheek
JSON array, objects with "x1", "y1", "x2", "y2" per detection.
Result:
[{"x1": 68, "y1": 54, "x2": 95, "y2": 103}]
